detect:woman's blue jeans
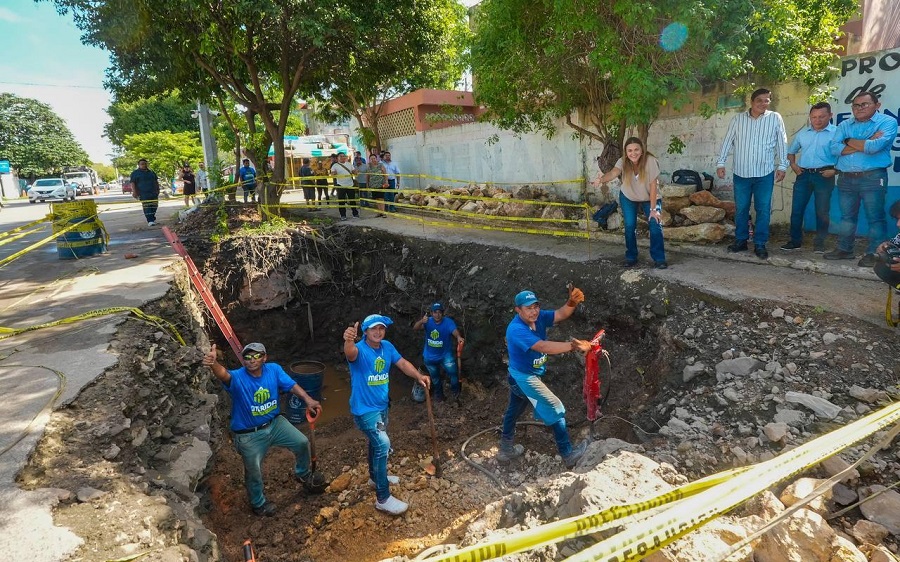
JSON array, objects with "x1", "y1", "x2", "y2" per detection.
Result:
[
  {"x1": 353, "y1": 409, "x2": 392, "y2": 502},
  {"x1": 232, "y1": 415, "x2": 311, "y2": 509},
  {"x1": 733, "y1": 172, "x2": 774, "y2": 245},
  {"x1": 500, "y1": 375, "x2": 572, "y2": 457},
  {"x1": 619, "y1": 192, "x2": 665, "y2": 263},
  {"x1": 424, "y1": 354, "x2": 460, "y2": 396}
]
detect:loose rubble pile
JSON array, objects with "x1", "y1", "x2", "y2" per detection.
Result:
[
  {"x1": 396, "y1": 181, "x2": 741, "y2": 244},
  {"x1": 397, "y1": 184, "x2": 583, "y2": 221}
]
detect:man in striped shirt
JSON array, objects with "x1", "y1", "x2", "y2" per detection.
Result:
[{"x1": 717, "y1": 88, "x2": 789, "y2": 260}]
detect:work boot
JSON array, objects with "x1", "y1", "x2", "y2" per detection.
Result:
[
  {"x1": 296, "y1": 470, "x2": 328, "y2": 494},
  {"x1": 496, "y1": 438, "x2": 524, "y2": 463},
  {"x1": 562, "y1": 440, "x2": 588, "y2": 469},
  {"x1": 251, "y1": 501, "x2": 276, "y2": 517}
]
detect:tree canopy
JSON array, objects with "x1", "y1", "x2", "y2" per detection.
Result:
[
  {"x1": 471, "y1": 0, "x2": 857, "y2": 165},
  {"x1": 120, "y1": 130, "x2": 203, "y2": 180},
  {"x1": 314, "y1": 0, "x2": 470, "y2": 152},
  {"x1": 0, "y1": 92, "x2": 89, "y2": 176},
  {"x1": 105, "y1": 94, "x2": 197, "y2": 149}
]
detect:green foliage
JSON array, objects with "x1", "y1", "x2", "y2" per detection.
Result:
[
  {"x1": 667, "y1": 136, "x2": 686, "y2": 155},
  {"x1": 313, "y1": 0, "x2": 471, "y2": 152},
  {"x1": 121, "y1": 131, "x2": 203, "y2": 179},
  {"x1": 0, "y1": 93, "x2": 89, "y2": 175},
  {"x1": 471, "y1": 0, "x2": 857, "y2": 154},
  {"x1": 105, "y1": 94, "x2": 197, "y2": 148},
  {"x1": 92, "y1": 162, "x2": 118, "y2": 181},
  {"x1": 239, "y1": 215, "x2": 288, "y2": 234},
  {"x1": 210, "y1": 200, "x2": 229, "y2": 243}
]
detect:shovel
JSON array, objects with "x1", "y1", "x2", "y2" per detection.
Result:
[
  {"x1": 423, "y1": 386, "x2": 442, "y2": 477},
  {"x1": 306, "y1": 406, "x2": 320, "y2": 473}
]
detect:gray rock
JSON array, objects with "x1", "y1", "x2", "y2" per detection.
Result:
[
  {"x1": 859, "y1": 485, "x2": 900, "y2": 534},
  {"x1": 822, "y1": 332, "x2": 841, "y2": 345},
  {"x1": 723, "y1": 387, "x2": 742, "y2": 402},
  {"x1": 774, "y1": 408, "x2": 806, "y2": 427},
  {"x1": 819, "y1": 455, "x2": 860, "y2": 483},
  {"x1": 683, "y1": 363, "x2": 706, "y2": 383},
  {"x1": 102, "y1": 444, "x2": 121, "y2": 460},
  {"x1": 716, "y1": 357, "x2": 765, "y2": 377},
  {"x1": 830, "y1": 483, "x2": 858, "y2": 506},
  {"x1": 771, "y1": 307, "x2": 785, "y2": 318},
  {"x1": 165, "y1": 438, "x2": 213, "y2": 491},
  {"x1": 76, "y1": 487, "x2": 107, "y2": 502},
  {"x1": 784, "y1": 391, "x2": 841, "y2": 420},
  {"x1": 848, "y1": 385, "x2": 889, "y2": 404}
]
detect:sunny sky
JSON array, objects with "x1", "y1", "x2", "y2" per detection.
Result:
[{"x1": 0, "y1": 0, "x2": 114, "y2": 164}]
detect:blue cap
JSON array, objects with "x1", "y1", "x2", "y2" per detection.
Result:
[
  {"x1": 514, "y1": 290, "x2": 539, "y2": 307},
  {"x1": 361, "y1": 314, "x2": 393, "y2": 331},
  {"x1": 431, "y1": 302, "x2": 444, "y2": 312}
]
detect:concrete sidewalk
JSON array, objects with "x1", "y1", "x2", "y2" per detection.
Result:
[{"x1": 0, "y1": 193, "x2": 184, "y2": 561}]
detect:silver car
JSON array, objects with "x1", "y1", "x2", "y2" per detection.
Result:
[{"x1": 28, "y1": 178, "x2": 77, "y2": 203}]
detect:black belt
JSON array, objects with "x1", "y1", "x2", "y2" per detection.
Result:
[
  {"x1": 234, "y1": 419, "x2": 274, "y2": 434},
  {"x1": 801, "y1": 166, "x2": 834, "y2": 174},
  {"x1": 838, "y1": 168, "x2": 886, "y2": 177}
]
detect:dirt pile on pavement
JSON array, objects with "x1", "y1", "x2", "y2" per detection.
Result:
[{"x1": 17, "y1": 205, "x2": 900, "y2": 561}]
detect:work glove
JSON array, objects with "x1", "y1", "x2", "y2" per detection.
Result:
[{"x1": 567, "y1": 287, "x2": 585, "y2": 308}]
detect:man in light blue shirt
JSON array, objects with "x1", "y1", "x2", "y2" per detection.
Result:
[
  {"x1": 382, "y1": 151, "x2": 400, "y2": 212},
  {"x1": 717, "y1": 88, "x2": 789, "y2": 260},
  {"x1": 824, "y1": 91, "x2": 899, "y2": 267},
  {"x1": 780, "y1": 102, "x2": 838, "y2": 253}
]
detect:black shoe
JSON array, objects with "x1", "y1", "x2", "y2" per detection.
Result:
[
  {"x1": 728, "y1": 240, "x2": 748, "y2": 252},
  {"x1": 654, "y1": 261, "x2": 668, "y2": 270},
  {"x1": 296, "y1": 470, "x2": 329, "y2": 494},
  {"x1": 857, "y1": 253, "x2": 877, "y2": 267},
  {"x1": 780, "y1": 240, "x2": 801, "y2": 251},
  {"x1": 621, "y1": 259, "x2": 638, "y2": 268},
  {"x1": 813, "y1": 242, "x2": 826, "y2": 254},
  {"x1": 251, "y1": 501, "x2": 276, "y2": 517},
  {"x1": 823, "y1": 249, "x2": 855, "y2": 260},
  {"x1": 755, "y1": 245, "x2": 768, "y2": 260}
]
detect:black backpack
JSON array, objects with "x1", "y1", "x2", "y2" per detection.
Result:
[{"x1": 671, "y1": 169, "x2": 703, "y2": 192}]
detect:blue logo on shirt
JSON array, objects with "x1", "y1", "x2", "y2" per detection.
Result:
[{"x1": 532, "y1": 354, "x2": 548, "y2": 369}]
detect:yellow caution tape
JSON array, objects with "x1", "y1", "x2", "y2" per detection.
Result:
[
  {"x1": 0, "y1": 306, "x2": 185, "y2": 345},
  {"x1": 563, "y1": 401, "x2": 900, "y2": 562},
  {"x1": 429, "y1": 401, "x2": 900, "y2": 562},
  {"x1": 426, "y1": 466, "x2": 753, "y2": 562},
  {"x1": 0, "y1": 226, "x2": 46, "y2": 248},
  {"x1": 0, "y1": 213, "x2": 98, "y2": 268},
  {"x1": 0, "y1": 216, "x2": 49, "y2": 239}
]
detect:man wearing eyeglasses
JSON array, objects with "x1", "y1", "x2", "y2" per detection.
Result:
[
  {"x1": 203, "y1": 342, "x2": 327, "y2": 517},
  {"x1": 825, "y1": 91, "x2": 899, "y2": 267}
]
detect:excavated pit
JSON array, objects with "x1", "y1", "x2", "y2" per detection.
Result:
[{"x1": 17, "y1": 206, "x2": 900, "y2": 562}]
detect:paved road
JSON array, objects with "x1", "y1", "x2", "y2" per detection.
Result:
[
  {"x1": 0, "y1": 192, "x2": 183, "y2": 561},
  {"x1": 0, "y1": 190, "x2": 892, "y2": 560}
]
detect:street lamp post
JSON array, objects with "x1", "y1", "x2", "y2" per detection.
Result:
[{"x1": 192, "y1": 102, "x2": 218, "y2": 173}]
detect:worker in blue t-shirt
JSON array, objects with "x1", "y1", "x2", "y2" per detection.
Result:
[
  {"x1": 343, "y1": 314, "x2": 430, "y2": 516},
  {"x1": 203, "y1": 342, "x2": 328, "y2": 517},
  {"x1": 498, "y1": 287, "x2": 592, "y2": 469},
  {"x1": 413, "y1": 302, "x2": 464, "y2": 401},
  {"x1": 237, "y1": 158, "x2": 258, "y2": 203}
]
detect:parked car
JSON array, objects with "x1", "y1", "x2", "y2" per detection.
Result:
[
  {"x1": 121, "y1": 180, "x2": 133, "y2": 194},
  {"x1": 28, "y1": 178, "x2": 77, "y2": 203}
]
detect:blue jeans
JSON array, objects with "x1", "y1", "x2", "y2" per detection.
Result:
[
  {"x1": 733, "y1": 172, "x2": 774, "y2": 245},
  {"x1": 353, "y1": 409, "x2": 392, "y2": 502},
  {"x1": 619, "y1": 192, "x2": 665, "y2": 263},
  {"x1": 232, "y1": 415, "x2": 311, "y2": 509},
  {"x1": 140, "y1": 197, "x2": 158, "y2": 223},
  {"x1": 835, "y1": 170, "x2": 887, "y2": 254},
  {"x1": 500, "y1": 375, "x2": 572, "y2": 457},
  {"x1": 788, "y1": 172, "x2": 834, "y2": 245},
  {"x1": 385, "y1": 179, "x2": 397, "y2": 212},
  {"x1": 424, "y1": 354, "x2": 460, "y2": 396}
]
